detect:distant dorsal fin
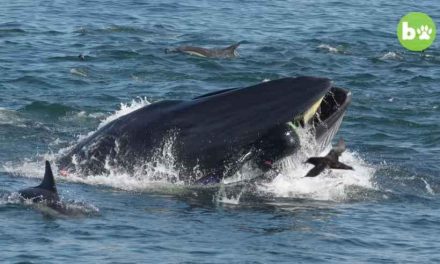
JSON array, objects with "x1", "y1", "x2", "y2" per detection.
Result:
[
  {"x1": 37, "y1": 161, "x2": 57, "y2": 193},
  {"x1": 225, "y1": 41, "x2": 244, "y2": 51}
]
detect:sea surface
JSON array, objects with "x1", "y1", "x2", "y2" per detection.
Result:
[{"x1": 1, "y1": 0, "x2": 440, "y2": 263}]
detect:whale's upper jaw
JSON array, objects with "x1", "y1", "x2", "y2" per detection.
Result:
[{"x1": 171, "y1": 76, "x2": 332, "y2": 167}]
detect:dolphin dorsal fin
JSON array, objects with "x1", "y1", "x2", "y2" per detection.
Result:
[
  {"x1": 38, "y1": 161, "x2": 57, "y2": 193},
  {"x1": 225, "y1": 41, "x2": 244, "y2": 51}
]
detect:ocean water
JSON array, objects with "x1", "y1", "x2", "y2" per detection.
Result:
[{"x1": 1, "y1": 0, "x2": 440, "y2": 263}]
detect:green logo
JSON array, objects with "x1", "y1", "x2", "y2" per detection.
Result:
[{"x1": 397, "y1": 12, "x2": 436, "y2": 51}]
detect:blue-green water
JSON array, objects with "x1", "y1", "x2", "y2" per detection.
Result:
[{"x1": 1, "y1": 0, "x2": 440, "y2": 263}]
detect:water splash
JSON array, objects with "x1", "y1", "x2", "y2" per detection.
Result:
[
  {"x1": 318, "y1": 44, "x2": 343, "y2": 54},
  {"x1": 421, "y1": 178, "x2": 434, "y2": 195},
  {"x1": 70, "y1": 68, "x2": 88, "y2": 77},
  {"x1": 4, "y1": 97, "x2": 375, "y2": 202},
  {"x1": 218, "y1": 127, "x2": 376, "y2": 202},
  {"x1": 4, "y1": 97, "x2": 151, "y2": 180},
  {"x1": 379, "y1": 52, "x2": 403, "y2": 61},
  {"x1": 5, "y1": 127, "x2": 375, "y2": 203},
  {"x1": 0, "y1": 108, "x2": 26, "y2": 127},
  {"x1": 215, "y1": 184, "x2": 245, "y2": 205},
  {"x1": 97, "y1": 97, "x2": 150, "y2": 129},
  {"x1": 3, "y1": 133, "x2": 183, "y2": 192},
  {"x1": 64, "y1": 132, "x2": 184, "y2": 191},
  {"x1": 258, "y1": 150, "x2": 375, "y2": 201}
]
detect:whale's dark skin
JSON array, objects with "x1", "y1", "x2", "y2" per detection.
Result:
[
  {"x1": 19, "y1": 161, "x2": 59, "y2": 204},
  {"x1": 57, "y1": 76, "x2": 351, "y2": 184}
]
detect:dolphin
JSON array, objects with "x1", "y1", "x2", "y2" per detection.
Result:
[
  {"x1": 18, "y1": 161, "x2": 59, "y2": 204},
  {"x1": 17, "y1": 161, "x2": 99, "y2": 216},
  {"x1": 57, "y1": 76, "x2": 351, "y2": 184},
  {"x1": 304, "y1": 138, "x2": 354, "y2": 177},
  {"x1": 165, "y1": 42, "x2": 243, "y2": 58}
]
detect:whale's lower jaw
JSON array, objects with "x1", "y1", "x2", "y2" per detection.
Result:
[
  {"x1": 315, "y1": 112, "x2": 345, "y2": 154},
  {"x1": 314, "y1": 87, "x2": 352, "y2": 152}
]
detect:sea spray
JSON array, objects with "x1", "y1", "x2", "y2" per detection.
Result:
[{"x1": 4, "y1": 97, "x2": 375, "y2": 202}]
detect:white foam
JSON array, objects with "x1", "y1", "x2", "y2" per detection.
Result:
[
  {"x1": 216, "y1": 192, "x2": 242, "y2": 205},
  {"x1": 258, "y1": 150, "x2": 375, "y2": 201},
  {"x1": 0, "y1": 108, "x2": 26, "y2": 127},
  {"x1": 215, "y1": 183, "x2": 246, "y2": 205},
  {"x1": 70, "y1": 97, "x2": 150, "y2": 144},
  {"x1": 421, "y1": 178, "x2": 434, "y2": 195},
  {"x1": 4, "y1": 139, "x2": 375, "y2": 202},
  {"x1": 3, "y1": 156, "x2": 182, "y2": 193},
  {"x1": 3, "y1": 97, "x2": 151, "y2": 183},
  {"x1": 0, "y1": 192, "x2": 22, "y2": 205},
  {"x1": 379, "y1": 52, "x2": 403, "y2": 60},
  {"x1": 220, "y1": 128, "x2": 376, "y2": 202},
  {"x1": 61, "y1": 110, "x2": 106, "y2": 123},
  {"x1": 318, "y1": 44, "x2": 339, "y2": 53},
  {"x1": 97, "y1": 97, "x2": 150, "y2": 129},
  {"x1": 4, "y1": 96, "x2": 375, "y2": 202},
  {"x1": 70, "y1": 68, "x2": 88, "y2": 77}
]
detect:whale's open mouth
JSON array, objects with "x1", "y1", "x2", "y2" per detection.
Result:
[
  {"x1": 312, "y1": 87, "x2": 352, "y2": 150},
  {"x1": 289, "y1": 86, "x2": 351, "y2": 133}
]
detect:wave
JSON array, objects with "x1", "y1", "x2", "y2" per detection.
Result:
[
  {"x1": 0, "y1": 108, "x2": 58, "y2": 130},
  {"x1": 74, "y1": 25, "x2": 155, "y2": 36},
  {"x1": 374, "y1": 165, "x2": 439, "y2": 199},
  {"x1": 0, "y1": 191, "x2": 99, "y2": 217},
  {"x1": 317, "y1": 44, "x2": 346, "y2": 54},
  {"x1": 48, "y1": 55, "x2": 89, "y2": 62},
  {"x1": 19, "y1": 101, "x2": 78, "y2": 117},
  {"x1": 0, "y1": 22, "x2": 26, "y2": 36},
  {"x1": 96, "y1": 49, "x2": 140, "y2": 59},
  {"x1": 0, "y1": 108, "x2": 25, "y2": 126},
  {"x1": 61, "y1": 110, "x2": 106, "y2": 122},
  {"x1": 378, "y1": 52, "x2": 403, "y2": 61},
  {"x1": 98, "y1": 97, "x2": 150, "y2": 128},
  {"x1": 7, "y1": 76, "x2": 56, "y2": 88},
  {"x1": 0, "y1": 28, "x2": 26, "y2": 34},
  {"x1": 70, "y1": 68, "x2": 88, "y2": 77}
]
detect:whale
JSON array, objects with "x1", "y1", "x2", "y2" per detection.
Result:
[
  {"x1": 57, "y1": 76, "x2": 351, "y2": 184},
  {"x1": 165, "y1": 42, "x2": 242, "y2": 58},
  {"x1": 19, "y1": 161, "x2": 59, "y2": 204},
  {"x1": 305, "y1": 138, "x2": 353, "y2": 177}
]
